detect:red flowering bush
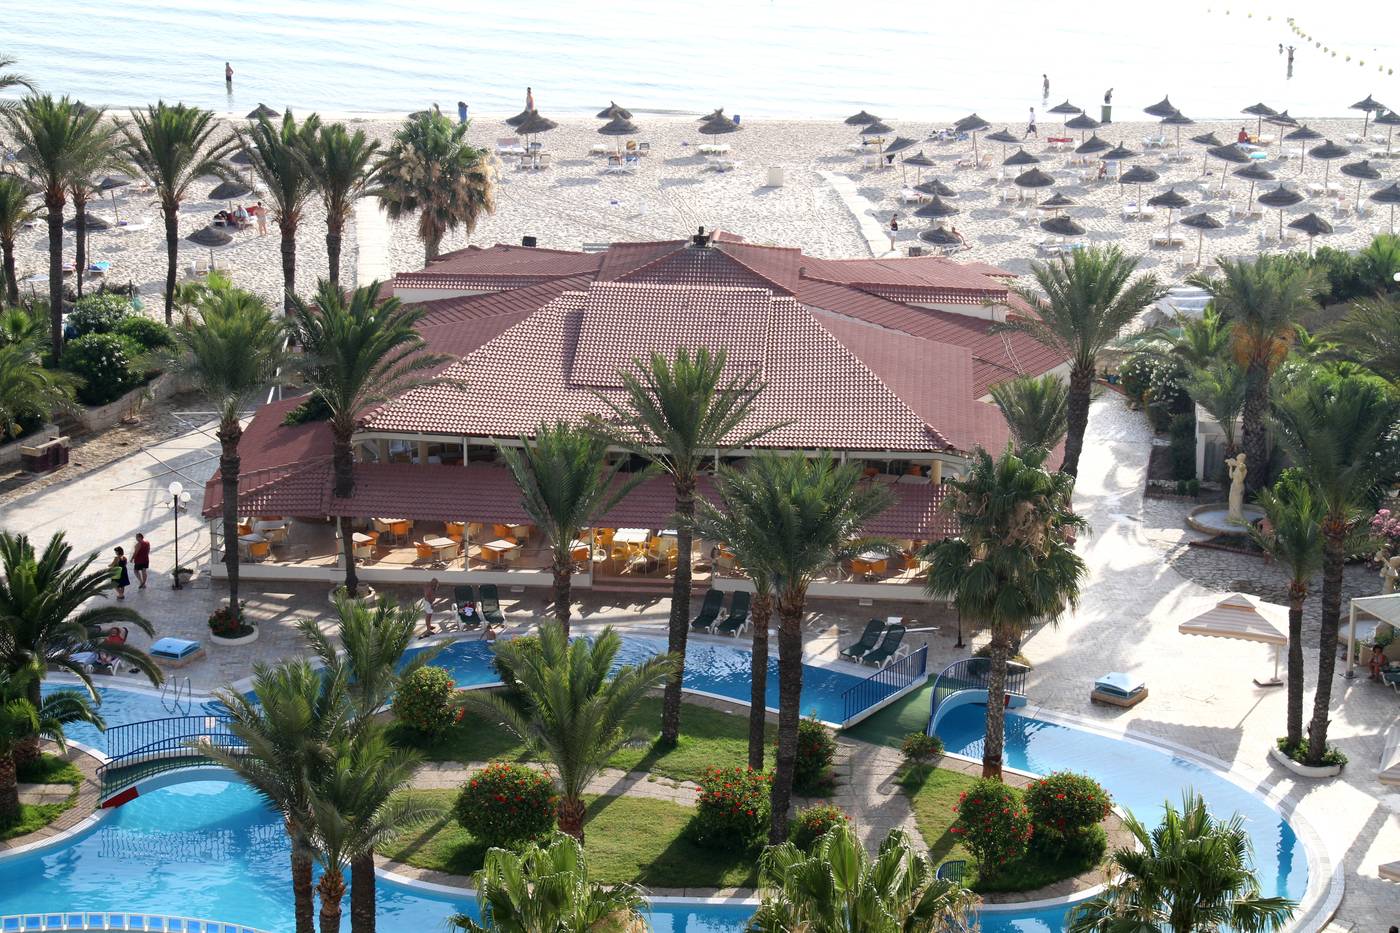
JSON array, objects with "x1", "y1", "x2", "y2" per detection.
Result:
[
  {"x1": 789, "y1": 803, "x2": 850, "y2": 851},
  {"x1": 951, "y1": 778, "x2": 1033, "y2": 878},
  {"x1": 454, "y1": 762, "x2": 557, "y2": 848},
  {"x1": 793, "y1": 718, "x2": 836, "y2": 793},
  {"x1": 1025, "y1": 771, "x2": 1111, "y2": 858},
  {"x1": 391, "y1": 666, "x2": 459, "y2": 737},
  {"x1": 689, "y1": 766, "x2": 771, "y2": 850}
]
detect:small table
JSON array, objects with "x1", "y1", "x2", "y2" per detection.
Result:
[
  {"x1": 425, "y1": 535, "x2": 459, "y2": 560},
  {"x1": 480, "y1": 538, "x2": 519, "y2": 565},
  {"x1": 614, "y1": 528, "x2": 650, "y2": 546}
]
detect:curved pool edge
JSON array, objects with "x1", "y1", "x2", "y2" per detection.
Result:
[
  {"x1": 1020, "y1": 704, "x2": 1343, "y2": 932},
  {"x1": 376, "y1": 863, "x2": 763, "y2": 909},
  {"x1": 0, "y1": 737, "x2": 113, "y2": 862}
]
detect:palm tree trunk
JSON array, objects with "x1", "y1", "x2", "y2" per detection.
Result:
[
  {"x1": 1285, "y1": 585, "x2": 1305, "y2": 749},
  {"x1": 660, "y1": 476, "x2": 696, "y2": 747},
  {"x1": 349, "y1": 854, "x2": 376, "y2": 933},
  {"x1": 45, "y1": 194, "x2": 64, "y2": 357},
  {"x1": 280, "y1": 220, "x2": 297, "y2": 315},
  {"x1": 768, "y1": 591, "x2": 805, "y2": 845},
  {"x1": 981, "y1": 633, "x2": 1011, "y2": 780},
  {"x1": 219, "y1": 416, "x2": 243, "y2": 619},
  {"x1": 1305, "y1": 526, "x2": 1345, "y2": 766},
  {"x1": 424, "y1": 231, "x2": 441, "y2": 264},
  {"x1": 326, "y1": 220, "x2": 343, "y2": 291},
  {"x1": 73, "y1": 197, "x2": 87, "y2": 300},
  {"x1": 331, "y1": 432, "x2": 358, "y2": 596},
  {"x1": 339, "y1": 515, "x2": 359, "y2": 598},
  {"x1": 1061, "y1": 364, "x2": 1094, "y2": 478},
  {"x1": 1241, "y1": 362, "x2": 1270, "y2": 496},
  {"x1": 317, "y1": 867, "x2": 345, "y2": 933},
  {"x1": 558, "y1": 794, "x2": 586, "y2": 843},
  {"x1": 2, "y1": 234, "x2": 18, "y2": 306},
  {"x1": 162, "y1": 201, "x2": 178, "y2": 325},
  {"x1": 0, "y1": 752, "x2": 19, "y2": 823},
  {"x1": 552, "y1": 550, "x2": 572, "y2": 637},
  {"x1": 748, "y1": 590, "x2": 772, "y2": 771},
  {"x1": 292, "y1": 849, "x2": 316, "y2": 933}
]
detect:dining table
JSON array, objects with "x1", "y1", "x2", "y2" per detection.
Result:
[
  {"x1": 480, "y1": 538, "x2": 519, "y2": 565},
  {"x1": 424, "y1": 535, "x2": 459, "y2": 560}
]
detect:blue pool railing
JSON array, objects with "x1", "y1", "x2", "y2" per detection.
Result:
[
  {"x1": 0, "y1": 913, "x2": 271, "y2": 933},
  {"x1": 840, "y1": 644, "x2": 928, "y2": 724},
  {"x1": 926, "y1": 656, "x2": 1029, "y2": 735},
  {"x1": 96, "y1": 716, "x2": 245, "y2": 805}
]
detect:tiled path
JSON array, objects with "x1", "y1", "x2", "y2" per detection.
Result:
[{"x1": 0, "y1": 743, "x2": 102, "y2": 853}]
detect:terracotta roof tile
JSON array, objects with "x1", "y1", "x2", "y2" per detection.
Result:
[{"x1": 799, "y1": 255, "x2": 1014, "y2": 293}]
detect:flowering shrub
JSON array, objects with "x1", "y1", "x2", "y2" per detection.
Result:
[
  {"x1": 207, "y1": 603, "x2": 252, "y2": 638},
  {"x1": 1373, "y1": 509, "x2": 1400, "y2": 554},
  {"x1": 1024, "y1": 772, "x2": 1111, "y2": 857},
  {"x1": 391, "y1": 666, "x2": 459, "y2": 737},
  {"x1": 900, "y1": 732, "x2": 943, "y2": 766},
  {"x1": 62, "y1": 333, "x2": 143, "y2": 405},
  {"x1": 789, "y1": 803, "x2": 850, "y2": 851},
  {"x1": 951, "y1": 778, "x2": 1033, "y2": 878},
  {"x1": 69, "y1": 293, "x2": 134, "y2": 336},
  {"x1": 688, "y1": 766, "x2": 771, "y2": 850},
  {"x1": 454, "y1": 762, "x2": 557, "y2": 848},
  {"x1": 116, "y1": 315, "x2": 174, "y2": 351},
  {"x1": 793, "y1": 717, "x2": 836, "y2": 793}
]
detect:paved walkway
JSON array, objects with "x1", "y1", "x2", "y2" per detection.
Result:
[{"x1": 0, "y1": 743, "x2": 102, "y2": 853}]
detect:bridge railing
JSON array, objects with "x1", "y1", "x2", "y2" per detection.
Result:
[
  {"x1": 103, "y1": 716, "x2": 238, "y2": 761},
  {"x1": 0, "y1": 912, "x2": 272, "y2": 932},
  {"x1": 840, "y1": 644, "x2": 928, "y2": 725},
  {"x1": 926, "y1": 656, "x2": 1029, "y2": 734}
]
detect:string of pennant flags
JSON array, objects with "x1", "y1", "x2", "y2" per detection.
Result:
[{"x1": 1204, "y1": 10, "x2": 1396, "y2": 77}]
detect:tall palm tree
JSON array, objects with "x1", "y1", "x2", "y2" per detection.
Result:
[
  {"x1": 497, "y1": 422, "x2": 649, "y2": 636},
  {"x1": 199, "y1": 660, "x2": 349, "y2": 933},
  {"x1": 171, "y1": 284, "x2": 285, "y2": 621},
  {"x1": 65, "y1": 113, "x2": 124, "y2": 300},
  {"x1": 749, "y1": 825, "x2": 978, "y2": 933},
  {"x1": 302, "y1": 123, "x2": 379, "y2": 289},
  {"x1": 591, "y1": 347, "x2": 776, "y2": 746},
  {"x1": 921, "y1": 445, "x2": 1086, "y2": 780},
  {"x1": 0, "y1": 174, "x2": 37, "y2": 306},
  {"x1": 0, "y1": 531, "x2": 158, "y2": 767},
  {"x1": 288, "y1": 280, "x2": 445, "y2": 595},
  {"x1": 1327, "y1": 295, "x2": 1400, "y2": 382},
  {"x1": 373, "y1": 111, "x2": 494, "y2": 262},
  {"x1": 1138, "y1": 308, "x2": 1232, "y2": 371},
  {"x1": 995, "y1": 246, "x2": 1164, "y2": 479},
  {"x1": 1248, "y1": 477, "x2": 1325, "y2": 750},
  {"x1": 0, "y1": 54, "x2": 35, "y2": 109},
  {"x1": 123, "y1": 101, "x2": 234, "y2": 324},
  {"x1": 0, "y1": 661, "x2": 103, "y2": 824},
  {"x1": 1187, "y1": 256, "x2": 1322, "y2": 494},
  {"x1": 241, "y1": 112, "x2": 322, "y2": 313},
  {"x1": 1271, "y1": 374, "x2": 1400, "y2": 766},
  {"x1": 1, "y1": 95, "x2": 108, "y2": 353},
  {"x1": 1184, "y1": 358, "x2": 1247, "y2": 463},
  {"x1": 450, "y1": 832, "x2": 647, "y2": 933},
  {"x1": 988, "y1": 373, "x2": 1069, "y2": 456},
  {"x1": 466, "y1": 622, "x2": 678, "y2": 842},
  {"x1": 1067, "y1": 791, "x2": 1296, "y2": 933}
]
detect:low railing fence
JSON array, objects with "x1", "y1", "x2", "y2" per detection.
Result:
[{"x1": 840, "y1": 644, "x2": 929, "y2": 724}]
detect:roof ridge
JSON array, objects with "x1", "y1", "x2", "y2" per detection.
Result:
[{"x1": 711, "y1": 241, "x2": 796, "y2": 295}]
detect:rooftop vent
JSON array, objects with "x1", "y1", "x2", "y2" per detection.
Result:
[{"x1": 691, "y1": 226, "x2": 711, "y2": 248}]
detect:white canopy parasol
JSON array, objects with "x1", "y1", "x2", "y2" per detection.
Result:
[
  {"x1": 1178, "y1": 592, "x2": 1288, "y2": 685},
  {"x1": 1381, "y1": 718, "x2": 1400, "y2": 786},
  {"x1": 1345, "y1": 593, "x2": 1400, "y2": 679}
]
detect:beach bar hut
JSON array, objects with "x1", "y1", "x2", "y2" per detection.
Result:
[{"x1": 1178, "y1": 592, "x2": 1288, "y2": 686}]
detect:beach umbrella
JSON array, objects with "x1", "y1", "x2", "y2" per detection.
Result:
[
  {"x1": 1076, "y1": 133, "x2": 1111, "y2": 155},
  {"x1": 844, "y1": 110, "x2": 881, "y2": 126},
  {"x1": 228, "y1": 148, "x2": 254, "y2": 166},
  {"x1": 985, "y1": 128, "x2": 1020, "y2": 163},
  {"x1": 1258, "y1": 184, "x2": 1305, "y2": 239},
  {"x1": 186, "y1": 224, "x2": 234, "y2": 271},
  {"x1": 698, "y1": 116, "x2": 740, "y2": 142},
  {"x1": 954, "y1": 114, "x2": 991, "y2": 164},
  {"x1": 1181, "y1": 212, "x2": 1223, "y2": 267},
  {"x1": 1374, "y1": 110, "x2": 1400, "y2": 156},
  {"x1": 1242, "y1": 102, "x2": 1277, "y2": 137},
  {"x1": 861, "y1": 121, "x2": 893, "y2": 137},
  {"x1": 96, "y1": 175, "x2": 128, "y2": 223},
  {"x1": 1266, "y1": 110, "x2": 1299, "y2": 128},
  {"x1": 1144, "y1": 96, "x2": 1177, "y2": 118},
  {"x1": 504, "y1": 108, "x2": 535, "y2": 127},
  {"x1": 245, "y1": 104, "x2": 278, "y2": 121},
  {"x1": 209, "y1": 180, "x2": 251, "y2": 202},
  {"x1": 63, "y1": 213, "x2": 110, "y2": 232},
  {"x1": 1352, "y1": 94, "x2": 1386, "y2": 136},
  {"x1": 1371, "y1": 182, "x2": 1400, "y2": 231},
  {"x1": 1283, "y1": 125, "x2": 1322, "y2": 170},
  {"x1": 1160, "y1": 110, "x2": 1195, "y2": 155},
  {"x1": 919, "y1": 226, "x2": 962, "y2": 245},
  {"x1": 1003, "y1": 148, "x2": 1041, "y2": 166},
  {"x1": 1233, "y1": 162, "x2": 1275, "y2": 212},
  {"x1": 596, "y1": 102, "x2": 632, "y2": 120},
  {"x1": 1340, "y1": 158, "x2": 1382, "y2": 210},
  {"x1": 1037, "y1": 192, "x2": 1076, "y2": 213},
  {"x1": 1048, "y1": 100, "x2": 1081, "y2": 129},
  {"x1": 515, "y1": 111, "x2": 558, "y2": 147},
  {"x1": 1207, "y1": 143, "x2": 1252, "y2": 193},
  {"x1": 1064, "y1": 113, "x2": 1100, "y2": 142},
  {"x1": 902, "y1": 151, "x2": 936, "y2": 184},
  {"x1": 1288, "y1": 212, "x2": 1334, "y2": 254},
  {"x1": 1119, "y1": 164, "x2": 1160, "y2": 209},
  {"x1": 914, "y1": 196, "x2": 960, "y2": 219},
  {"x1": 1040, "y1": 215, "x2": 1085, "y2": 237},
  {"x1": 1102, "y1": 142, "x2": 1136, "y2": 180},
  {"x1": 1014, "y1": 167, "x2": 1055, "y2": 202},
  {"x1": 1148, "y1": 187, "x2": 1191, "y2": 242},
  {"x1": 913, "y1": 178, "x2": 957, "y2": 198},
  {"x1": 1193, "y1": 131, "x2": 1225, "y2": 175},
  {"x1": 598, "y1": 115, "x2": 642, "y2": 157},
  {"x1": 1307, "y1": 140, "x2": 1349, "y2": 187},
  {"x1": 881, "y1": 137, "x2": 915, "y2": 178}
]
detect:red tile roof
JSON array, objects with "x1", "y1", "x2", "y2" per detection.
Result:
[{"x1": 394, "y1": 244, "x2": 602, "y2": 292}]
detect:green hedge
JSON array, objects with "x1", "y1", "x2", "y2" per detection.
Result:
[{"x1": 61, "y1": 333, "x2": 144, "y2": 405}]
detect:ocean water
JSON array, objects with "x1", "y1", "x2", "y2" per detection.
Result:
[{"x1": 4, "y1": 0, "x2": 1399, "y2": 120}]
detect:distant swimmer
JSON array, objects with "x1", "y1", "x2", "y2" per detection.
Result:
[
  {"x1": 1042, "y1": 74, "x2": 1050, "y2": 99},
  {"x1": 225, "y1": 62, "x2": 233, "y2": 84},
  {"x1": 1104, "y1": 88, "x2": 1113, "y2": 105},
  {"x1": 525, "y1": 86, "x2": 535, "y2": 112}
]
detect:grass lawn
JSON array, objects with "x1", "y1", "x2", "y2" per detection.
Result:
[
  {"x1": 379, "y1": 790, "x2": 758, "y2": 889},
  {"x1": 388, "y1": 696, "x2": 775, "y2": 785},
  {"x1": 843, "y1": 681, "x2": 933, "y2": 749},
  {"x1": 902, "y1": 765, "x2": 1102, "y2": 894},
  {"x1": 1, "y1": 754, "x2": 82, "y2": 841}
]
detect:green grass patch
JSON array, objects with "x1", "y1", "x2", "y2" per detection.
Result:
[
  {"x1": 843, "y1": 681, "x2": 934, "y2": 749},
  {"x1": 388, "y1": 696, "x2": 775, "y2": 785},
  {"x1": 379, "y1": 790, "x2": 757, "y2": 889},
  {"x1": 1, "y1": 753, "x2": 82, "y2": 841}
]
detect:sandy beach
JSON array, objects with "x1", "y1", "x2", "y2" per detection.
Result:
[{"x1": 9, "y1": 111, "x2": 1397, "y2": 310}]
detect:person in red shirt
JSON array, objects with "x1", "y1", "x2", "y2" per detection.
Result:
[{"x1": 132, "y1": 532, "x2": 151, "y2": 589}]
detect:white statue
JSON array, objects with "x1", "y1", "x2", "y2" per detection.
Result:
[
  {"x1": 1382, "y1": 555, "x2": 1400, "y2": 595},
  {"x1": 1225, "y1": 452, "x2": 1247, "y2": 524}
]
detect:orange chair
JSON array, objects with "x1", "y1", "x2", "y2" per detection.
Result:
[
  {"x1": 415, "y1": 542, "x2": 435, "y2": 563},
  {"x1": 492, "y1": 523, "x2": 513, "y2": 540},
  {"x1": 248, "y1": 540, "x2": 271, "y2": 562},
  {"x1": 237, "y1": 521, "x2": 253, "y2": 537}
]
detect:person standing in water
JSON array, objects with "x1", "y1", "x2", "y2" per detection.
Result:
[
  {"x1": 1042, "y1": 74, "x2": 1049, "y2": 99},
  {"x1": 225, "y1": 62, "x2": 233, "y2": 84},
  {"x1": 525, "y1": 87, "x2": 535, "y2": 112},
  {"x1": 457, "y1": 100, "x2": 469, "y2": 125}
]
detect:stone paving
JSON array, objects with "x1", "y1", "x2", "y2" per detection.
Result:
[{"x1": 0, "y1": 742, "x2": 102, "y2": 853}]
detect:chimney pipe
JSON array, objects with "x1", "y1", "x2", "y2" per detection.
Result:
[{"x1": 691, "y1": 225, "x2": 710, "y2": 248}]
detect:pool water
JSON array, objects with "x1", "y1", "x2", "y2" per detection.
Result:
[{"x1": 40, "y1": 683, "x2": 185, "y2": 755}]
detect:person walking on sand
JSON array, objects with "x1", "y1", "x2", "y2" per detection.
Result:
[
  {"x1": 132, "y1": 533, "x2": 150, "y2": 589},
  {"x1": 225, "y1": 62, "x2": 233, "y2": 84},
  {"x1": 1024, "y1": 107, "x2": 1038, "y2": 139},
  {"x1": 110, "y1": 547, "x2": 130, "y2": 599},
  {"x1": 253, "y1": 200, "x2": 267, "y2": 236},
  {"x1": 457, "y1": 100, "x2": 469, "y2": 125},
  {"x1": 887, "y1": 213, "x2": 899, "y2": 252},
  {"x1": 525, "y1": 87, "x2": 535, "y2": 112}
]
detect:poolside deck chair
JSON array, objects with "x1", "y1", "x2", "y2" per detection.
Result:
[
  {"x1": 480, "y1": 583, "x2": 505, "y2": 626},
  {"x1": 690, "y1": 589, "x2": 724, "y2": 632},
  {"x1": 839, "y1": 619, "x2": 885, "y2": 661},
  {"x1": 861, "y1": 624, "x2": 906, "y2": 667},
  {"x1": 453, "y1": 585, "x2": 480, "y2": 629},
  {"x1": 935, "y1": 860, "x2": 966, "y2": 883},
  {"x1": 712, "y1": 590, "x2": 751, "y2": 636}
]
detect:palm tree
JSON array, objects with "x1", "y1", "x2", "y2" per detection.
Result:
[
  {"x1": 1067, "y1": 791, "x2": 1296, "y2": 933},
  {"x1": 0, "y1": 531, "x2": 158, "y2": 767},
  {"x1": 995, "y1": 246, "x2": 1164, "y2": 479},
  {"x1": 1271, "y1": 374, "x2": 1400, "y2": 766},
  {"x1": 0, "y1": 174, "x2": 37, "y2": 305},
  {"x1": 0, "y1": 337, "x2": 79, "y2": 438},
  {"x1": 921, "y1": 445, "x2": 1086, "y2": 780},
  {"x1": 302, "y1": 123, "x2": 379, "y2": 289},
  {"x1": 0, "y1": 662, "x2": 103, "y2": 825},
  {"x1": 1187, "y1": 256, "x2": 1322, "y2": 494},
  {"x1": 449, "y1": 832, "x2": 647, "y2": 933},
  {"x1": 1248, "y1": 477, "x2": 1325, "y2": 750},
  {"x1": 171, "y1": 285, "x2": 285, "y2": 621},
  {"x1": 1328, "y1": 295, "x2": 1400, "y2": 382},
  {"x1": 1354, "y1": 232, "x2": 1400, "y2": 292},
  {"x1": 1, "y1": 95, "x2": 108, "y2": 353},
  {"x1": 466, "y1": 622, "x2": 679, "y2": 842},
  {"x1": 373, "y1": 110, "x2": 494, "y2": 262},
  {"x1": 241, "y1": 112, "x2": 322, "y2": 313},
  {"x1": 988, "y1": 373, "x2": 1069, "y2": 455},
  {"x1": 0, "y1": 55, "x2": 35, "y2": 109},
  {"x1": 288, "y1": 280, "x2": 445, "y2": 595},
  {"x1": 590, "y1": 347, "x2": 777, "y2": 746},
  {"x1": 199, "y1": 660, "x2": 349, "y2": 933},
  {"x1": 1183, "y1": 358, "x2": 1247, "y2": 464},
  {"x1": 123, "y1": 101, "x2": 235, "y2": 324},
  {"x1": 65, "y1": 113, "x2": 124, "y2": 300},
  {"x1": 749, "y1": 825, "x2": 978, "y2": 933},
  {"x1": 497, "y1": 422, "x2": 649, "y2": 636},
  {"x1": 1139, "y1": 308, "x2": 1232, "y2": 371}
]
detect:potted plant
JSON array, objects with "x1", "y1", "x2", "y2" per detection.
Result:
[
  {"x1": 208, "y1": 602, "x2": 258, "y2": 645},
  {"x1": 174, "y1": 565, "x2": 196, "y2": 582}
]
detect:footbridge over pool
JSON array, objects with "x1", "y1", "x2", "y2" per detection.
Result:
[
  {"x1": 95, "y1": 716, "x2": 245, "y2": 808},
  {"x1": 925, "y1": 656, "x2": 1030, "y2": 738}
]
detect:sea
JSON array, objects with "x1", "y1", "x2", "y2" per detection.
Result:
[{"x1": 4, "y1": 0, "x2": 1400, "y2": 122}]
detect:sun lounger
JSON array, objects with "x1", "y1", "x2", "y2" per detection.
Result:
[
  {"x1": 453, "y1": 585, "x2": 480, "y2": 630},
  {"x1": 840, "y1": 619, "x2": 886, "y2": 661},
  {"x1": 690, "y1": 589, "x2": 724, "y2": 633},
  {"x1": 861, "y1": 624, "x2": 906, "y2": 667},
  {"x1": 479, "y1": 583, "x2": 505, "y2": 627},
  {"x1": 712, "y1": 590, "x2": 752, "y2": 637}
]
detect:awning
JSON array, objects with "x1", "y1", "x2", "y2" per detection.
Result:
[
  {"x1": 1381, "y1": 719, "x2": 1400, "y2": 786},
  {"x1": 1347, "y1": 594, "x2": 1400, "y2": 678},
  {"x1": 1178, "y1": 592, "x2": 1288, "y2": 645}
]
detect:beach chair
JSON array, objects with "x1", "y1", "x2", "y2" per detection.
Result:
[
  {"x1": 712, "y1": 590, "x2": 752, "y2": 637},
  {"x1": 690, "y1": 589, "x2": 724, "y2": 633},
  {"x1": 839, "y1": 619, "x2": 885, "y2": 661},
  {"x1": 861, "y1": 624, "x2": 906, "y2": 667},
  {"x1": 479, "y1": 583, "x2": 505, "y2": 627},
  {"x1": 935, "y1": 860, "x2": 966, "y2": 883},
  {"x1": 453, "y1": 585, "x2": 480, "y2": 630}
]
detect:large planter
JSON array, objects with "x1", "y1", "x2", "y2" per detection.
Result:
[
  {"x1": 1268, "y1": 744, "x2": 1343, "y2": 779},
  {"x1": 328, "y1": 584, "x2": 376, "y2": 606},
  {"x1": 209, "y1": 626, "x2": 259, "y2": 647}
]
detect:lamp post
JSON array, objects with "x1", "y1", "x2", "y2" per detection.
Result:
[{"x1": 169, "y1": 480, "x2": 192, "y2": 589}]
